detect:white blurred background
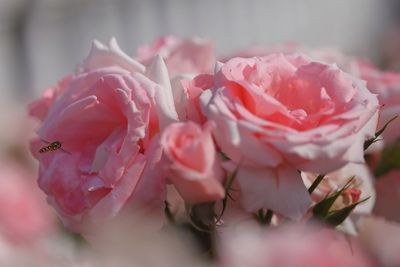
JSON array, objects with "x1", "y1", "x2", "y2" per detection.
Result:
[
  {"x1": 0, "y1": 0, "x2": 399, "y2": 104},
  {"x1": 0, "y1": 2, "x2": 399, "y2": 264}
]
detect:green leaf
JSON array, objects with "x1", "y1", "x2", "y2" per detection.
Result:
[
  {"x1": 364, "y1": 115, "x2": 398, "y2": 150},
  {"x1": 375, "y1": 140, "x2": 400, "y2": 176},
  {"x1": 312, "y1": 177, "x2": 355, "y2": 218},
  {"x1": 323, "y1": 197, "x2": 370, "y2": 226},
  {"x1": 308, "y1": 174, "x2": 325, "y2": 194},
  {"x1": 224, "y1": 168, "x2": 238, "y2": 191}
]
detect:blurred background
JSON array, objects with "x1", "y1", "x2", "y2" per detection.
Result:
[
  {"x1": 0, "y1": 1, "x2": 400, "y2": 264},
  {"x1": 1, "y1": 0, "x2": 400, "y2": 103}
]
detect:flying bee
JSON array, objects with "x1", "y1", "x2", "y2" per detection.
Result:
[{"x1": 39, "y1": 140, "x2": 71, "y2": 154}]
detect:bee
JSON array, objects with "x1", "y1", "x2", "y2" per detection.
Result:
[{"x1": 39, "y1": 140, "x2": 71, "y2": 154}]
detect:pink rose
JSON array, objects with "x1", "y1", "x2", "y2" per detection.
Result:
[
  {"x1": 373, "y1": 170, "x2": 400, "y2": 223},
  {"x1": 220, "y1": 42, "x2": 299, "y2": 62},
  {"x1": 137, "y1": 36, "x2": 215, "y2": 77},
  {"x1": 160, "y1": 121, "x2": 224, "y2": 203},
  {"x1": 200, "y1": 54, "x2": 379, "y2": 219},
  {"x1": 358, "y1": 60, "x2": 400, "y2": 145},
  {"x1": 28, "y1": 75, "x2": 71, "y2": 121},
  {"x1": 224, "y1": 45, "x2": 400, "y2": 115},
  {"x1": 0, "y1": 159, "x2": 55, "y2": 244},
  {"x1": 29, "y1": 38, "x2": 178, "y2": 232},
  {"x1": 221, "y1": 44, "x2": 361, "y2": 77},
  {"x1": 305, "y1": 48, "x2": 361, "y2": 76},
  {"x1": 220, "y1": 224, "x2": 375, "y2": 267},
  {"x1": 175, "y1": 74, "x2": 214, "y2": 123}
]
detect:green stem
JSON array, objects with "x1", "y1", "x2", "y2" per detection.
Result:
[{"x1": 189, "y1": 203, "x2": 216, "y2": 259}]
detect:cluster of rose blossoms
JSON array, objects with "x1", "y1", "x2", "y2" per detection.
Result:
[{"x1": 27, "y1": 36, "x2": 400, "y2": 266}]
